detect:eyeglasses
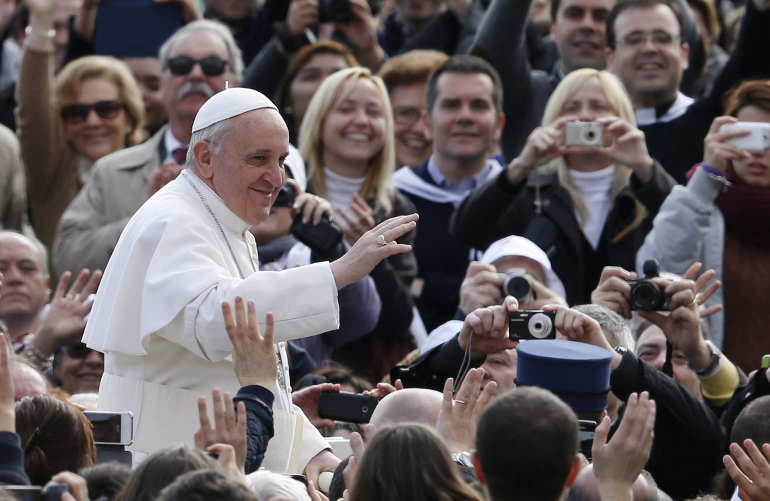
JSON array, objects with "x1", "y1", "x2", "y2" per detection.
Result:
[
  {"x1": 60, "y1": 100, "x2": 124, "y2": 124},
  {"x1": 167, "y1": 55, "x2": 229, "y2": 77},
  {"x1": 614, "y1": 31, "x2": 682, "y2": 49},
  {"x1": 393, "y1": 106, "x2": 423, "y2": 126},
  {"x1": 57, "y1": 343, "x2": 103, "y2": 359}
]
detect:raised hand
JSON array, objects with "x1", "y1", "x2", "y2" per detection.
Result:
[
  {"x1": 292, "y1": 382, "x2": 341, "y2": 428},
  {"x1": 436, "y1": 368, "x2": 496, "y2": 453},
  {"x1": 591, "y1": 266, "x2": 636, "y2": 319},
  {"x1": 703, "y1": 116, "x2": 751, "y2": 172},
  {"x1": 222, "y1": 297, "x2": 277, "y2": 389},
  {"x1": 337, "y1": 193, "x2": 376, "y2": 245},
  {"x1": 194, "y1": 388, "x2": 248, "y2": 472},
  {"x1": 458, "y1": 296, "x2": 520, "y2": 359},
  {"x1": 724, "y1": 440, "x2": 770, "y2": 501}
]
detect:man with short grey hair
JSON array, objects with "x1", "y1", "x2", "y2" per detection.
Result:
[{"x1": 53, "y1": 20, "x2": 245, "y2": 275}]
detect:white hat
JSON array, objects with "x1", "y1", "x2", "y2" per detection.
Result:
[
  {"x1": 192, "y1": 88, "x2": 278, "y2": 132},
  {"x1": 481, "y1": 235, "x2": 567, "y2": 299}
]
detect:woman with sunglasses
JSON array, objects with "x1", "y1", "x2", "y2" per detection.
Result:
[
  {"x1": 17, "y1": 0, "x2": 144, "y2": 249},
  {"x1": 50, "y1": 342, "x2": 104, "y2": 396},
  {"x1": 299, "y1": 67, "x2": 417, "y2": 379}
]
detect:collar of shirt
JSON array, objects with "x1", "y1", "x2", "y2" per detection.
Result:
[
  {"x1": 426, "y1": 156, "x2": 493, "y2": 197},
  {"x1": 164, "y1": 128, "x2": 188, "y2": 162},
  {"x1": 635, "y1": 92, "x2": 695, "y2": 126},
  {"x1": 182, "y1": 170, "x2": 251, "y2": 235}
]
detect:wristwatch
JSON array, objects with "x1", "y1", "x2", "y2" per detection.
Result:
[
  {"x1": 687, "y1": 340, "x2": 723, "y2": 377},
  {"x1": 451, "y1": 451, "x2": 474, "y2": 469}
]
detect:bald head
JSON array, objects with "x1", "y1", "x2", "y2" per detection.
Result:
[
  {"x1": 369, "y1": 389, "x2": 443, "y2": 429},
  {"x1": 569, "y1": 466, "x2": 660, "y2": 501},
  {"x1": 9, "y1": 358, "x2": 49, "y2": 401}
]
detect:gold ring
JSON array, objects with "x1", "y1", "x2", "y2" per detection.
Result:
[
  {"x1": 455, "y1": 400, "x2": 468, "y2": 405},
  {"x1": 696, "y1": 296, "x2": 703, "y2": 306},
  {"x1": 64, "y1": 294, "x2": 74, "y2": 300}
]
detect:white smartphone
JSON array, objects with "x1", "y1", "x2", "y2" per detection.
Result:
[
  {"x1": 84, "y1": 411, "x2": 133, "y2": 446},
  {"x1": 326, "y1": 437, "x2": 353, "y2": 460},
  {"x1": 721, "y1": 122, "x2": 770, "y2": 151}
]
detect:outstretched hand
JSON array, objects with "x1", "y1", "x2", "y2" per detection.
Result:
[
  {"x1": 330, "y1": 214, "x2": 418, "y2": 289},
  {"x1": 593, "y1": 392, "x2": 656, "y2": 501},
  {"x1": 32, "y1": 268, "x2": 102, "y2": 358},
  {"x1": 724, "y1": 440, "x2": 770, "y2": 501},
  {"x1": 436, "y1": 368, "x2": 496, "y2": 453},
  {"x1": 195, "y1": 388, "x2": 247, "y2": 473},
  {"x1": 222, "y1": 297, "x2": 277, "y2": 389}
]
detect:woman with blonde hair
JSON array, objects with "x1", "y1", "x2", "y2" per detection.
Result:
[
  {"x1": 18, "y1": 0, "x2": 145, "y2": 248},
  {"x1": 298, "y1": 66, "x2": 416, "y2": 380},
  {"x1": 451, "y1": 69, "x2": 677, "y2": 305}
]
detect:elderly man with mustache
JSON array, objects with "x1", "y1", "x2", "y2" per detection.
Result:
[{"x1": 52, "y1": 20, "x2": 307, "y2": 275}]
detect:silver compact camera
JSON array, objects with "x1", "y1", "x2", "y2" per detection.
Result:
[
  {"x1": 499, "y1": 269, "x2": 533, "y2": 303},
  {"x1": 508, "y1": 310, "x2": 556, "y2": 340},
  {"x1": 564, "y1": 121, "x2": 605, "y2": 147},
  {"x1": 721, "y1": 122, "x2": 770, "y2": 151}
]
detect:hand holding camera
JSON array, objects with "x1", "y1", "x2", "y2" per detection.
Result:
[
  {"x1": 704, "y1": 116, "x2": 760, "y2": 171},
  {"x1": 507, "y1": 115, "x2": 578, "y2": 185},
  {"x1": 592, "y1": 117, "x2": 655, "y2": 183},
  {"x1": 592, "y1": 266, "x2": 637, "y2": 319},
  {"x1": 459, "y1": 262, "x2": 502, "y2": 315},
  {"x1": 48, "y1": 472, "x2": 89, "y2": 501},
  {"x1": 458, "y1": 296, "x2": 520, "y2": 359},
  {"x1": 544, "y1": 305, "x2": 621, "y2": 369}
]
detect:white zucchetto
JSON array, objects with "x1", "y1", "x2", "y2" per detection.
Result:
[{"x1": 192, "y1": 88, "x2": 279, "y2": 132}]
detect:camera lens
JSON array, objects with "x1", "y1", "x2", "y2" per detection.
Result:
[
  {"x1": 528, "y1": 313, "x2": 553, "y2": 339},
  {"x1": 503, "y1": 275, "x2": 531, "y2": 301},
  {"x1": 630, "y1": 282, "x2": 662, "y2": 310}
]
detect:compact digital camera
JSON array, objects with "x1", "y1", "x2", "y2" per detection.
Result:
[
  {"x1": 499, "y1": 269, "x2": 533, "y2": 303},
  {"x1": 624, "y1": 259, "x2": 671, "y2": 311},
  {"x1": 564, "y1": 121, "x2": 605, "y2": 147},
  {"x1": 721, "y1": 122, "x2": 770, "y2": 151},
  {"x1": 318, "y1": 0, "x2": 353, "y2": 23},
  {"x1": 508, "y1": 310, "x2": 556, "y2": 340}
]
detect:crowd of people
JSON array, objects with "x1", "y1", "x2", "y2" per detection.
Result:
[{"x1": 0, "y1": 0, "x2": 769, "y2": 498}]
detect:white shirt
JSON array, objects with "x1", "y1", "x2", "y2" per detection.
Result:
[
  {"x1": 84, "y1": 170, "x2": 340, "y2": 470},
  {"x1": 324, "y1": 167, "x2": 365, "y2": 222},
  {"x1": 570, "y1": 165, "x2": 616, "y2": 249}
]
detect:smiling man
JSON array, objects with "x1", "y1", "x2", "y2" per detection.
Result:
[
  {"x1": 393, "y1": 55, "x2": 505, "y2": 331},
  {"x1": 605, "y1": 0, "x2": 770, "y2": 182},
  {"x1": 82, "y1": 86, "x2": 418, "y2": 476}
]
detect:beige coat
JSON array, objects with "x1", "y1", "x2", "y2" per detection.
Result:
[{"x1": 52, "y1": 127, "x2": 165, "y2": 276}]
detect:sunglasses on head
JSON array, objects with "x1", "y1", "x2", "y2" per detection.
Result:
[
  {"x1": 60, "y1": 100, "x2": 124, "y2": 124},
  {"x1": 167, "y1": 55, "x2": 229, "y2": 77}
]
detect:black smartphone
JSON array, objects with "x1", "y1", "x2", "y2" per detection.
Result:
[
  {"x1": 578, "y1": 420, "x2": 597, "y2": 460},
  {"x1": 94, "y1": 0, "x2": 185, "y2": 57},
  {"x1": 317, "y1": 391, "x2": 377, "y2": 423}
]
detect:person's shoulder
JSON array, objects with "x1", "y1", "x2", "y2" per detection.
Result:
[
  {"x1": 92, "y1": 128, "x2": 164, "y2": 174},
  {"x1": 393, "y1": 188, "x2": 417, "y2": 214}
]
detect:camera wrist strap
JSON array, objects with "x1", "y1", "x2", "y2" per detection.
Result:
[
  {"x1": 662, "y1": 341, "x2": 674, "y2": 378},
  {"x1": 453, "y1": 330, "x2": 474, "y2": 394}
]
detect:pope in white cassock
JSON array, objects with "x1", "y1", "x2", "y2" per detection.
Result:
[{"x1": 82, "y1": 87, "x2": 418, "y2": 479}]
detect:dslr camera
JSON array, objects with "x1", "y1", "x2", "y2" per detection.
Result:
[
  {"x1": 625, "y1": 259, "x2": 671, "y2": 311},
  {"x1": 721, "y1": 122, "x2": 770, "y2": 151},
  {"x1": 509, "y1": 310, "x2": 556, "y2": 340},
  {"x1": 499, "y1": 269, "x2": 533, "y2": 303},
  {"x1": 564, "y1": 121, "x2": 604, "y2": 147},
  {"x1": 318, "y1": 0, "x2": 353, "y2": 23}
]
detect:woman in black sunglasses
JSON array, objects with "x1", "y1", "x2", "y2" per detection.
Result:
[{"x1": 17, "y1": 9, "x2": 146, "y2": 249}]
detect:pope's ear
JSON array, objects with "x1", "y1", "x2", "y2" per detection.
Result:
[{"x1": 193, "y1": 140, "x2": 214, "y2": 180}]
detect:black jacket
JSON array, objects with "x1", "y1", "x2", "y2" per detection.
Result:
[
  {"x1": 450, "y1": 164, "x2": 677, "y2": 305},
  {"x1": 233, "y1": 385, "x2": 275, "y2": 474}
]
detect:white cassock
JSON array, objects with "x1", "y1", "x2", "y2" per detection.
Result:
[{"x1": 83, "y1": 169, "x2": 340, "y2": 472}]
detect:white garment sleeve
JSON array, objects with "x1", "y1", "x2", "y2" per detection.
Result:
[{"x1": 159, "y1": 263, "x2": 340, "y2": 361}]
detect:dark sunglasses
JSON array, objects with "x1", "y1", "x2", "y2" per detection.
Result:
[
  {"x1": 60, "y1": 100, "x2": 124, "y2": 124},
  {"x1": 167, "y1": 55, "x2": 229, "y2": 77},
  {"x1": 58, "y1": 343, "x2": 102, "y2": 359}
]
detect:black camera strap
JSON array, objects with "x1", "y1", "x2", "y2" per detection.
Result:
[{"x1": 453, "y1": 330, "x2": 475, "y2": 394}]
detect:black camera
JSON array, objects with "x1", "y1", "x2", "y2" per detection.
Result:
[
  {"x1": 625, "y1": 259, "x2": 671, "y2": 311},
  {"x1": 272, "y1": 183, "x2": 296, "y2": 208},
  {"x1": 508, "y1": 310, "x2": 556, "y2": 340},
  {"x1": 500, "y1": 269, "x2": 533, "y2": 303},
  {"x1": 290, "y1": 214, "x2": 344, "y2": 260},
  {"x1": 318, "y1": 0, "x2": 353, "y2": 23}
]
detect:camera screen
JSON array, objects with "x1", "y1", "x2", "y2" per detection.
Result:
[
  {"x1": 86, "y1": 413, "x2": 122, "y2": 443},
  {"x1": 3, "y1": 486, "x2": 42, "y2": 501}
]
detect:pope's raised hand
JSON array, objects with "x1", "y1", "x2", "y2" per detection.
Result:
[{"x1": 330, "y1": 214, "x2": 418, "y2": 289}]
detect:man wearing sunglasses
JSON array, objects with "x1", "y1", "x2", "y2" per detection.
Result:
[
  {"x1": 392, "y1": 55, "x2": 505, "y2": 333},
  {"x1": 53, "y1": 20, "x2": 241, "y2": 277}
]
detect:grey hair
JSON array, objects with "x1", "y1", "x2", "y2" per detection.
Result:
[
  {"x1": 159, "y1": 19, "x2": 243, "y2": 82},
  {"x1": 0, "y1": 230, "x2": 49, "y2": 275},
  {"x1": 246, "y1": 470, "x2": 311, "y2": 501},
  {"x1": 573, "y1": 304, "x2": 635, "y2": 351},
  {"x1": 185, "y1": 119, "x2": 235, "y2": 169}
]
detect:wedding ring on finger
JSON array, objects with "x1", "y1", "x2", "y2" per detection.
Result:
[
  {"x1": 376, "y1": 234, "x2": 387, "y2": 246},
  {"x1": 455, "y1": 400, "x2": 468, "y2": 405}
]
